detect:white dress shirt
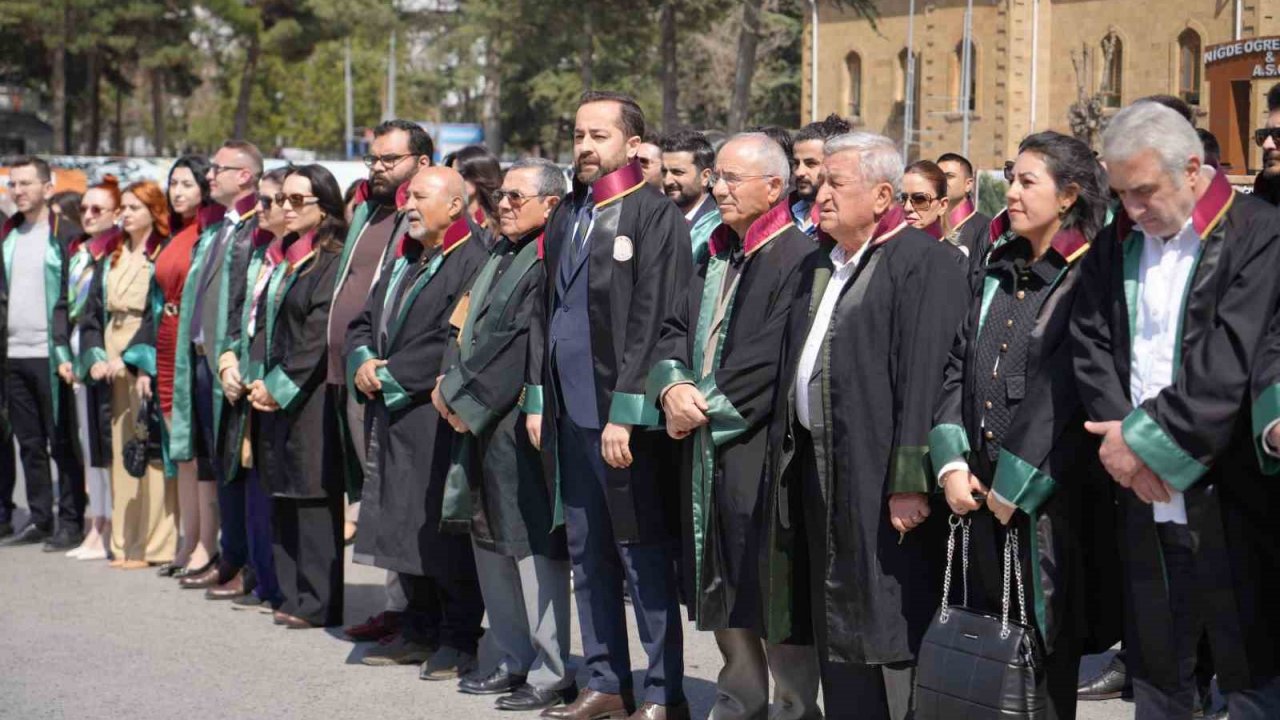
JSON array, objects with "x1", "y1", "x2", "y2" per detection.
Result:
[
  {"x1": 795, "y1": 242, "x2": 868, "y2": 430},
  {"x1": 1131, "y1": 218, "x2": 1200, "y2": 524}
]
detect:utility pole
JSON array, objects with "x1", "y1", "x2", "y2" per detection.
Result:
[
  {"x1": 345, "y1": 39, "x2": 354, "y2": 159},
  {"x1": 903, "y1": 0, "x2": 916, "y2": 161},
  {"x1": 960, "y1": 0, "x2": 974, "y2": 159},
  {"x1": 385, "y1": 32, "x2": 397, "y2": 121}
]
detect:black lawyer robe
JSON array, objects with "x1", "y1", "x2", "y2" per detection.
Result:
[
  {"x1": 69, "y1": 230, "x2": 119, "y2": 469},
  {"x1": 928, "y1": 224, "x2": 1121, "y2": 660},
  {"x1": 253, "y1": 233, "x2": 341, "y2": 499},
  {"x1": 536, "y1": 160, "x2": 693, "y2": 544},
  {"x1": 438, "y1": 230, "x2": 566, "y2": 560},
  {"x1": 345, "y1": 219, "x2": 488, "y2": 577},
  {"x1": 647, "y1": 202, "x2": 813, "y2": 632},
  {"x1": 1070, "y1": 173, "x2": 1280, "y2": 694},
  {"x1": 762, "y1": 208, "x2": 970, "y2": 665}
]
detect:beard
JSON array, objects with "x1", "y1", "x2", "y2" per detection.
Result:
[
  {"x1": 574, "y1": 153, "x2": 625, "y2": 185},
  {"x1": 664, "y1": 184, "x2": 702, "y2": 210},
  {"x1": 793, "y1": 180, "x2": 817, "y2": 202},
  {"x1": 369, "y1": 168, "x2": 412, "y2": 205},
  {"x1": 1265, "y1": 149, "x2": 1280, "y2": 177}
]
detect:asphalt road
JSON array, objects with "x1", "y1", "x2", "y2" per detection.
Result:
[{"x1": 0, "y1": 466, "x2": 1136, "y2": 720}]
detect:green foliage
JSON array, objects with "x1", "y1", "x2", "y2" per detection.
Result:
[{"x1": 977, "y1": 173, "x2": 1008, "y2": 219}]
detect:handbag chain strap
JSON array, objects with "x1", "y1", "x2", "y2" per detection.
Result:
[
  {"x1": 1000, "y1": 526, "x2": 1029, "y2": 639},
  {"x1": 938, "y1": 514, "x2": 971, "y2": 623}
]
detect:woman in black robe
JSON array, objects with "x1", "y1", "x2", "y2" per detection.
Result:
[
  {"x1": 928, "y1": 132, "x2": 1120, "y2": 718},
  {"x1": 246, "y1": 164, "x2": 347, "y2": 629}
]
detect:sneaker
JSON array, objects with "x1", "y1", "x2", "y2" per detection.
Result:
[
  {"x1": 361, "y1": 633, "x2": 436, "y2": 667},
  {"x1": 344, "y1": 610, "x2": 403, "y2": 642},
  {"x1": 419, "y1": 647, "x2": 477, "y2": 682}
]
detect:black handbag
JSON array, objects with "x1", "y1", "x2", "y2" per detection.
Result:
[
  {"x1": 121, "y1": 397, "x2": 153, "y2": 479},
  {"x1": 915, "y1": 515, "x2": 1047, "y2": 720}
]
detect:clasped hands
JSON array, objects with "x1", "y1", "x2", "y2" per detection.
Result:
[
  {"x1": 661, "y1": 382, "x2": 709, "y2": 440},
  {"x1": 431, "y1": 374, "x2": 471, "y2": 435},
  {"x1": 1085, "y1": 420, "x2": 1175, "y2": 504}
]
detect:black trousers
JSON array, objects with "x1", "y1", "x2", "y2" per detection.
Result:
[
  {"x1": 271, "y1": 494, "x2": 344, "y2": 626},
  {"x1": 398, "y1": 566, "x2": 485, "y2": 655},
  {"x1": 1, "y1": 357, "x2": 84, "y2": 531}
]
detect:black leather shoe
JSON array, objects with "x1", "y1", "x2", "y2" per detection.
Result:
[
  {"x1": 459, "y1": 667, "x2": 528, "y2": 695},
  {"x1": 42, "y1": 528, "x2": 83, "y2": 552},
  {"x1": 0, "y1": 524, "x2": 51, "y2": 547},
  {"x1": 0, "y1": 522, "x2": 13, "y2": 540},
  {"x1": 172, "y1": 554, "x2": 220, "y2": 580},
  {"x1": 1078, "y1": 656, "x2": 1131, "y2": 701},
  {"x1": 420, "y1": 647, "x2": 477, "y2": 681},
  {"x1": 497, "y1": 684, "x2": 578, "y2": 712},
  {"x1": 155, "y1": 562, "x2": 182, "y2": 577}
]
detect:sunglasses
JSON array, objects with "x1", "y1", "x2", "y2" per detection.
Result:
[
  {"x1": 209, "y1": 163, "x2": 245, "y2": 176},
  {"x1": 259, "y1": 194, "x2": 276, "y2": 210},
  {"x1": 1255, "y1": 128, "x2": 1280, "y2": 147},
  {"x1": 1003, "y1": 161, "x2": 1016, "y2": 183},
  {"x1": 897, "y1": 192, "x2": 938, "y2": 210},
  {"x1": 492, "y1": 189, "x2": 552, "y2": 205},
  {"x1": 274, "y1": 193, "x2": 319, "y2": 209},
  {"x1": 82, "y1": 204, "x2": 112, "y2": 216}
]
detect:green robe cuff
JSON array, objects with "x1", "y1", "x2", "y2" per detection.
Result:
[
  {"x1": 888, "y1": 445, "x2": 931, "y2": 495},
  {"x1": 520, "y1": 384, "x2": 543, "y2": 415},
  {"x1": 992, "y1": 448, "x2": 1056, "y2": 514},
  {"x1": 375, "y1": 366, "x2": 411, "y2": 412},
  {"x1": 645, "y1": 359, "x2": 696, "y2": 410},
  {"x1": 1122, "y1": 407, "x2": 1208, "y2": 492},
  {"x1": 1251, "y1": 383, "x2": 1280, "y2": 475},
  {"x1": 608, "y1": 391, "x2": 659, "y2": 427},
  {"x1": 696, "y1": 375, "x2": 749, "y2": 446},
  {"x1": 439, "y1": 368, "x2": 494, "y2": 436},
  {"x1": 346, "y1": 345, "x2": 378, "y2": 404},
  {"x1": 52, "y1": 344, "x2": 73, "y2": 369},
  {"x1": 76, "y1": 346, "x2": 108, "y2": 380},
  {"x1": 122, "y1": 344, "x2": 156, "y2": 377},
  {"x1": 927, "y1": 423, "x2": 971, "y2": 478},
  {"x1": 263, "y1": 366, "x2": 304, "y2": 413}
]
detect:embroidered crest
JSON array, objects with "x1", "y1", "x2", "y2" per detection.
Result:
[{"x1": 613, "y1": 235, "x2": 634, "y2": 262}]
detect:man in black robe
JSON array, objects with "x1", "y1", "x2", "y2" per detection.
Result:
[
  {"x1": 537, "y1": 91, "x2": 692, "y2": 720},
  {"x1": 346, "y1": 167, "x2": 489, "y2": 680},
  {"x1": 432, "y1": 158, "x2": 576, "y2": 712},
  {"x1": 649, "y1": 133, "x2": 818, "y2": 720},
  {"x1": 789, "y1": 114, "x2": 850, "y2": 237},
  {"x1": 762, "y1": 132, "x2": 969, "y2": 720},
  {"x1": 936, "y1": 151, "x2": 992, "y2": 277},
  {"x1": 1073, "y1": 102, "x2": 1280, "y2": 719}
]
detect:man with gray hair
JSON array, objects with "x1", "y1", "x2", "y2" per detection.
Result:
[
  {"x1": 430, "y1": 157, "x2": 578, "y2": 712},
  {"x1": 762, "y1": 132, "x2": 969, "y2": 719},
  {"x1": 646, "y1": 133, "x2": 819, "y2": 720},
  {"x1": 1073, "y1": 100, "x2": 1280, "y2": 719}
]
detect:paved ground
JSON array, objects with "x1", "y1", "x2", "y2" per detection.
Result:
[{"x1": 0, "y1": 471, "x2": 1135, "y2": 719}]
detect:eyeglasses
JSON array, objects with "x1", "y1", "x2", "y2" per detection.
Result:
[
  {"x1": 1003, "y1": 160, "x2": 1016, "y2": 183},
  {"x1": 82, "y1": 204, "x2": 111, "y2": 216},
  {"x1": 259, "y1": 194, "x2": 277, "y2": 210},
  {"x1": 274, "y1": 193, "x2": 319, "y2": 209},
  {"x1": 363, "y1": 153, "x2": 420, "y2": 169},
  {"x1": 1255, "y1": 128, "x2": 1280, "y2": 147},
  {"x1": 209, "y1": 163, "x2": 244, "y2": 176},
  {"x1": 492, "y1": 189, "x2": 553, "y2": 206},
  {"x1": 709, "y1": 171, "x2": 773, "y2": 189},
  {"x1": 896, "y1": 192, "x2": 938, "y2": 210}
]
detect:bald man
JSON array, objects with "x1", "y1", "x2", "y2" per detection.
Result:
[
  {"x1": 347, "y1": 166, "x2": 490, "y2": 679},
  {"x1": 649, "y1": 134, "x2": 820, "y2": 720}
]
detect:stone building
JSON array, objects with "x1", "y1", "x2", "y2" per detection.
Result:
[{"x1": 803, "y1": 0, "x2": 1276, "y2": 174}]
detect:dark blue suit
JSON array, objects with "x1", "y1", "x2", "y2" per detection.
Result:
[{"x1": 549, "y1": 191, "x2": 685, "y2": 707}]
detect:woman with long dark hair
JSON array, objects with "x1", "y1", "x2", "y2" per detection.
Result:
[
  {"x1": 445, "y1": 144, "x2": 502, "y2": 242},
  {"x1": 148, "y1": 155, "x2": 225, "y2": 578},
  {"x1": 64, "y1": 177, "x2": 121, "y2": 560},
  {"x1": 85, "y1": 180, "x2": 177, "y2": 569},
  {"x1": 928, "y1": 131, "x2": 1117, "y2": 718},
  {"x1": 245, "y1": 164, "x2": 347, "y2": 628}
]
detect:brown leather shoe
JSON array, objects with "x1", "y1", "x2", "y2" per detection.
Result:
[
  {"x1": 179, "y1": 565, "x2": 223, "y2": 590},
  {"x1": 627, "y1": 702, "x2": 690, "y2": 720},
  {"x1": 540, "y1": 688, "x2": 633, "y2": 719},
  {"x1": 205, "y1": 570, "x2": 246, "y2": 600},
  {"x1": 272, "y1": 610, "x2": 317, "y2": 629}
]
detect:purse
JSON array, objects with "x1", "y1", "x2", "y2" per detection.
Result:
[
  {"x1": 914, "y1": 515, "x2": 1047, "y2": 720},
  {"x1": 121, "y1": 397, "x2": 153, "y2": 479}
]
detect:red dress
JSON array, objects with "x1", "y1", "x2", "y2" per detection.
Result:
[{"x1": 153, "y1": 206, "x2": 224, "y2": 414}]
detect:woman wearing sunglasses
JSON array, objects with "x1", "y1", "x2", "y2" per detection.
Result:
[
  {"x1": 927, "y1": 131, "x2": 1118, "y2": 718},
  {"x1": 899, "y1": 160, "x2": 952, "y2": 242},
  {"x1": 84, "y1": 181, "x2": 178, "y2": 570},
  {"x1": 63, "y1": 176, "x2": 122, "y2": 560},
  {"x1": 244, "y1": 164, "x2": 348, "y2": 628}
]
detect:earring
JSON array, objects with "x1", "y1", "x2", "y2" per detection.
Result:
[{"x1": 1058, "y1": 206, "x2": 1068, "y2": 218}]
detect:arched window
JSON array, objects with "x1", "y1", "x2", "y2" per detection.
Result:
[
  {"x1": 1179, "y1": 29, "x2": 1202, "y2": 106},
  {"x1": 954, "y1": 40, "x2": 978, "y2": 112},
  {"x1": 845, "y1": 51, "x2": 862, "y2": 117},
  {"x1": 1100, "y1": 32, "x2": 1123, "y2": 108}
]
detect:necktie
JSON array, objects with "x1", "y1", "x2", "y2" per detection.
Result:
[{"x1": 571, "y1": 198, "x2": 594, "y2": 261}]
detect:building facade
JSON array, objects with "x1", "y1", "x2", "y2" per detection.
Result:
[{"x1": 804, "y1": 0, "x2": 1276, "y2": 174}]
